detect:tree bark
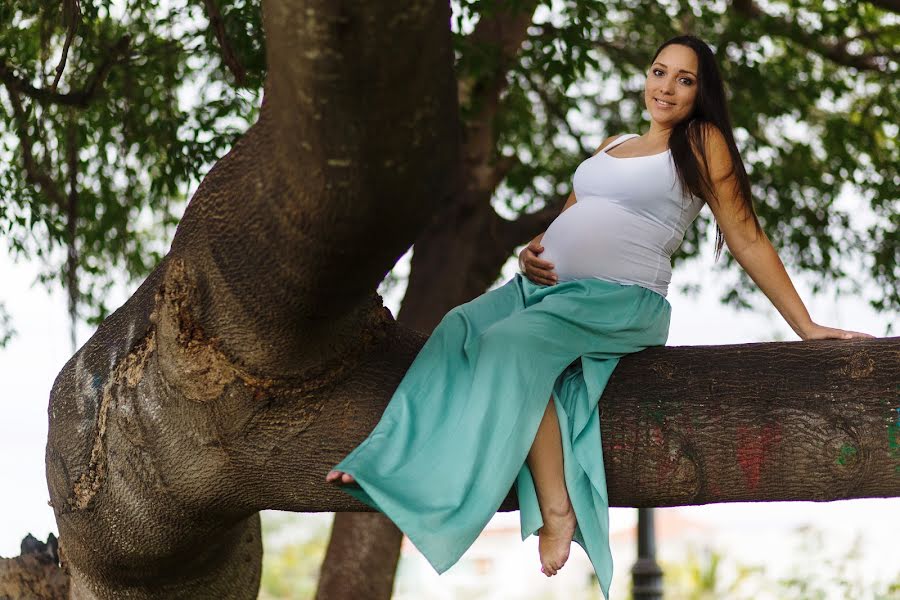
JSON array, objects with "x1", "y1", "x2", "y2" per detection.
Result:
[
  {"x1": 315, "y1": 513, "x2": 402, "y2": 600},
  {"x1": 46, "y1": 1, "x2": 460, "y2": 598},
  {"x1": 317, "y1": 2, "x2": 546, "y2": 594},
  {"x1": 314, "y1": 336, "x2": 900, "y2": 512},
  {"x1": 42, "y1": 1, "x2": 900, "y2": 599}
]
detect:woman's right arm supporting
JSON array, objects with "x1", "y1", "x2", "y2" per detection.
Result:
[{"x1": 519, "y1": 135, "x2": 618, "y2": 285}]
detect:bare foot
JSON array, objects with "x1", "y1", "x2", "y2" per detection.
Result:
[
  {"x1": 325, "y1": 470, "x2": 356, "y2": 485},
  {"x1": 538, "y1": 503, "x2": 577, "y2": 577}
]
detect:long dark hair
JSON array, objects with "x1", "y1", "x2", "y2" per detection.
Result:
[{"x1": 651, "y1": 35, "x2": 762, "y2": 260}]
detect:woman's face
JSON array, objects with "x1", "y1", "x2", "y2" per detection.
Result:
[{"x1": 644, "y1": 44, "x2": 700, "y2": 127}]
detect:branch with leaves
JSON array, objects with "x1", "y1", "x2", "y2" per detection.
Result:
[
  {"x1": 200, "y1": 0, "x2": 247, "y2": 86},
  {"x1": 732, "y1": 0, "x2": 895, "y2": 74},
  {"x1": 0, "y1": 35, "x2": 131, "y2": 108}
]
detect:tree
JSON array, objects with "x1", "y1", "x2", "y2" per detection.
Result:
[
  {"x1": 2, "y1": 0, "x2": 898, "y2": 345},
  {"x1": 0, "y1": 0, "x2": 896, "y2": 597},
  {"x1": 0, "y1": 0, "x2": 264, "y2": 347}
]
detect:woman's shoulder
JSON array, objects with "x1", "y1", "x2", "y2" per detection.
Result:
[
  {"x1": 690, "y1": 122, "x2": 734, "y2": 182},
  {"x1": 689, "y1": 121, "x2": 729, "y2": 156},
  {"x1": 590, "y1": 133, "x2": 634, "y2": 156}
]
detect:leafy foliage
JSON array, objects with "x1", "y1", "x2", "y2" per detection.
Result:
[
  {"x1": 0, "y1": 301, "x2": 13, "y2": 348},
  {"x1": 657, "y1": 525, "x2": 900, "y2": 600},
  {"x1": 258, "y1": 512, "x2": 329, "y2": 600},
  {"x1": 0, "y1": 0, "x2": 263, "y2": 328},
  {"x1": 0, "y1": 0, "x2": 897, "y2": 337}
]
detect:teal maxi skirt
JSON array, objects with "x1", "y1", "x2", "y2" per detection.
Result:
[{"x1": 332, "y1": 272, "x2": 671, "y2": 598}]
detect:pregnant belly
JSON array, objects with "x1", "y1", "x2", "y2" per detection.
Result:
[{"x1": 539, "y1": 200, "x2": 665, "y2": 285}]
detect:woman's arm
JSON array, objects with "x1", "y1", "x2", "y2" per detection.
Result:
[{"x1": 700, "y1": 125, "x2": 872, "y2": 340}]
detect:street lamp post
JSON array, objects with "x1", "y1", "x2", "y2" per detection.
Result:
[{"x1": 631, "y1": 507, "x2": 663, "y2": 600}]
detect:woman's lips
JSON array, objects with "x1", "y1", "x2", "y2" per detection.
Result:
[{"x1": 654, "y1": 97, "x2": 675, "y2": 108}]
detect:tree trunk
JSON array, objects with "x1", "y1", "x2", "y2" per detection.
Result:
[
  {"x1": 41, "y1": 0, "x2": 900, "y2": 598},
  {"x1": 316, "y1": 0, "x2": 547, "y2": 592},
  {"x1": 46, "y1": 1, "x2": 460, "y2": 598},
  {"x1": 315, "y1": 513, "x2": 402, "y2": 600}
]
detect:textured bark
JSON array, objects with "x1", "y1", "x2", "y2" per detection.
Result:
[
  {"x1": 46, "y1": 1, "x2": 459, "y2": 598},
  {"x1": 311, "y1": 337, "x2": 900, "y2": 512},
  {"x1": 41, "y1": 1, "x2": 900, "y2": 599},
  {"x1": 315, "y1": 513, "x2": 402, "y2": 600},
  {"x1": 598, "y1": 337, "x2": 900, "y2": 506},
  {"x1": 0, "y1": 535, "x2": 68, "y2": 600},
  {"x1": 316, "y1": 3, "x2": 545, "y2": 597}
]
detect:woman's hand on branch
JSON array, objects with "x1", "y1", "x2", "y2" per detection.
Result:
[
  {"x1": 519, "y1": 241, "x2": 558, "y2": 286},
  {"x1": 799, "y1": 322, "x2": 875, "y2": 341}
]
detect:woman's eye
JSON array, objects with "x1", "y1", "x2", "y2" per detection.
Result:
[{"x1": 652, "y1": 68, "x2": 693, "y2": 85}]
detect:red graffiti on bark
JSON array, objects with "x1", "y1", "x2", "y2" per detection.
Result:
[
  {"x1": 647, "y1": 424, "x2": 677, "y2": 481},
  {"x1": 736, "y1": 423, "x2": 783, "y2": 490}
]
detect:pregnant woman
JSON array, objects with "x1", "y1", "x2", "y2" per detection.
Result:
[{"x1": 326, "y1": 34, "x2": 871, "y2": 597}]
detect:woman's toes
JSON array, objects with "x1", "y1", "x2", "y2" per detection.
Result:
[{"x1": 326, "y1": 470, "x2": 351, "y2": 484}]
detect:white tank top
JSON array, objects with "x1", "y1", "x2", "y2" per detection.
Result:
[{"x1": 539, "y1": 133, "x2": 705, "y2": 297}]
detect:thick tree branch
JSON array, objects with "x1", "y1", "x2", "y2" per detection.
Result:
[
  {"x1": 201, "y1": 0, "x2": 247, "y2": 86},
  {"x1": 314, "y1": 337, "x2": 900, "y2": 511},
  {"x1": 458, "y1": 1, "x2": 539, "y2": 198},
  {"x1": 866, "y1": 0, "x2": 900, "y2": 13},
  {"x1": 51, "y1": 0, "x2": 81, "y2": 91},
  {"x1": 732, "y1": 0, "x2": 893, "y2": 73},
  {"x1": 150, "y1": 1, "x2": 461, "y2": 380},
  {"x1": 488, "y1": 153, "x2": 519, "y2": 191},
  {"x1": 459, "y1": 0, "x2": 539, "y2": 109},
  {"x1": 0, "y1": 35, "x2": 130, "y2": 107},
  {"x1": 495, "y1": 192, "x2": 567, "y2": 250}
]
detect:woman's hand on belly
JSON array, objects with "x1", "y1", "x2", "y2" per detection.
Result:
[{"x1": 519, "y1": 240, "x2": 558, "y2": 286}]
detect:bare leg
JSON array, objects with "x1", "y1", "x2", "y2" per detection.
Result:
[
  {"x1": 326, "y1": 395, "x2": 576, "y2": 577},
  {"x1": 526, "y1": 394, "x2": 577, "y2": 577}
]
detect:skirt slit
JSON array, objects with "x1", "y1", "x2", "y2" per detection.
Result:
[{"x1": 332, "y1": 272, "x2": 671, "y2": 599}]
